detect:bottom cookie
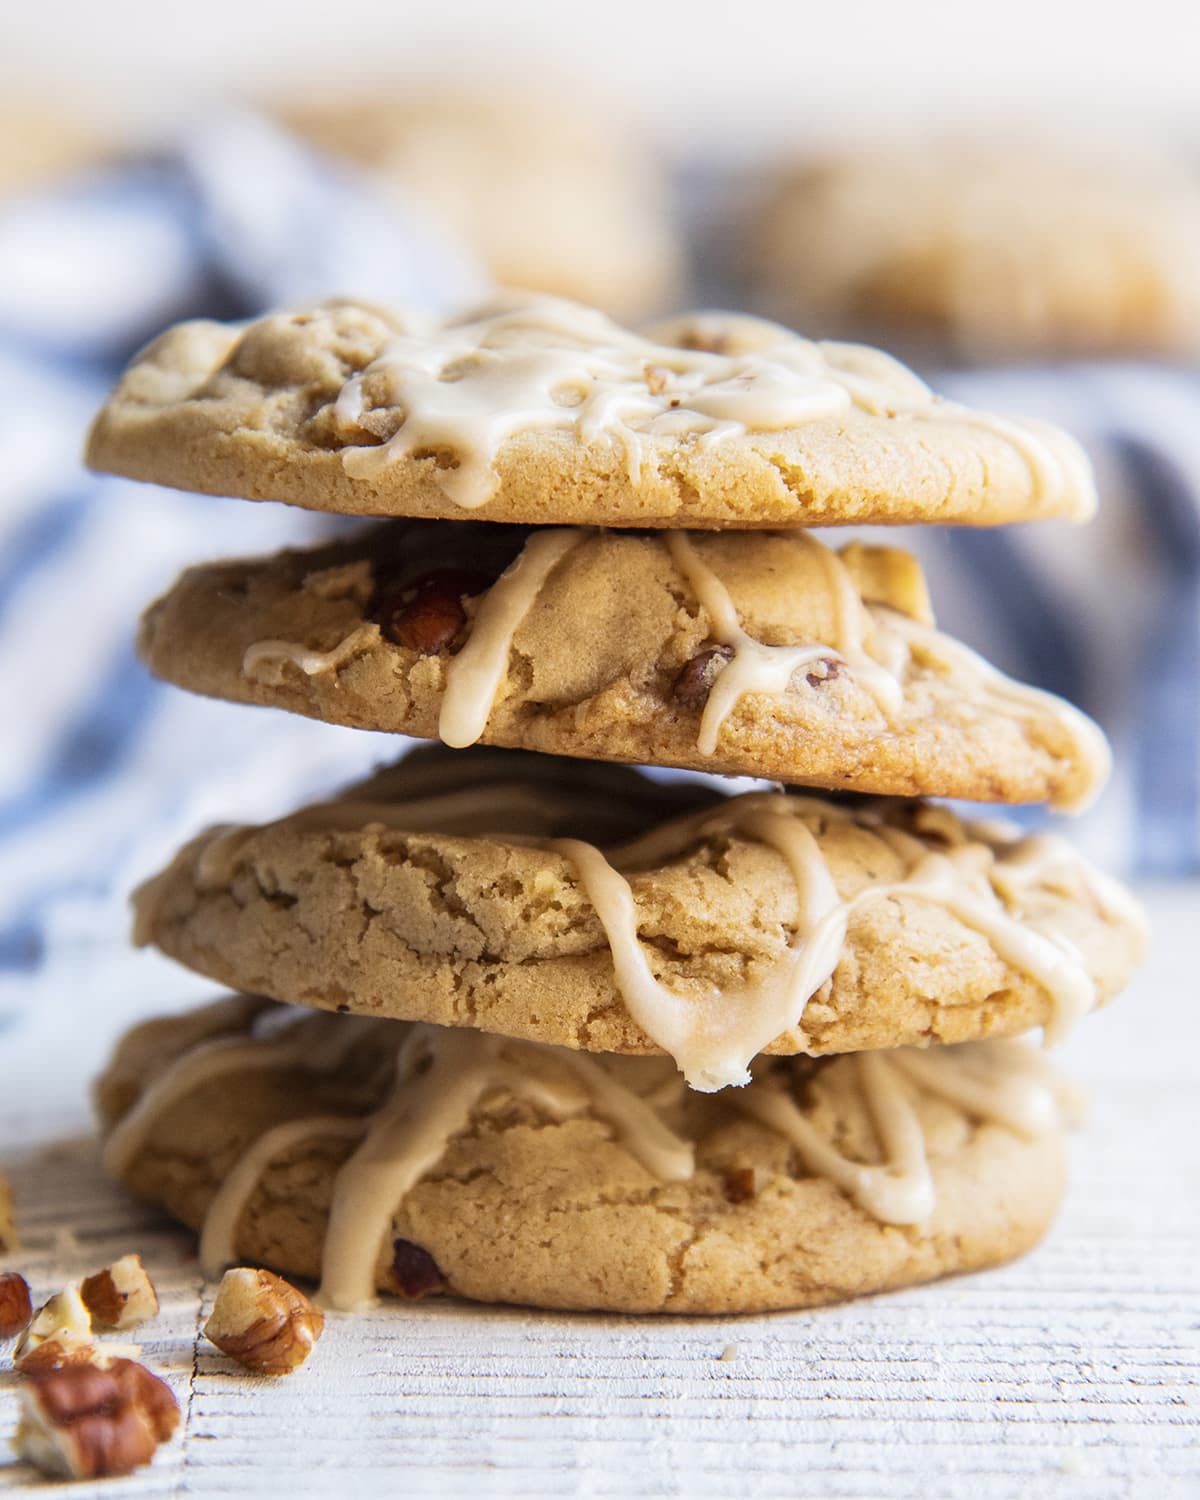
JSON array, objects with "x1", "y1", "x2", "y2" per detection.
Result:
[{"x1": 96, "y1": 998, "x2": 1069, "y2": 1315}]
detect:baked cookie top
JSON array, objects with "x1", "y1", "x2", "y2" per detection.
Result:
[
  {"x1": 97, "y1": 996, "x2": 1070, "y2": 1315},
  {"x1": 132, "y1": 749, "x2": 1147, "y2": 1092},
  {"x1": 751, "y1": 141, "x2": 1200, "y2": 359},
  {"x1": 137, "y1": 521, "x2": 1110, "y2": 809},
  {"x1": 85, "y1": 293, "x2": 1097, "y2": 527}
]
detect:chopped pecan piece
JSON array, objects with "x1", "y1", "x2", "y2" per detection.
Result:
[
  {"x1": 15, "y1": 1357, "x2": 179, "y2": 1479},
  {"x1": 13, "y1": 1285, "x2": 96, "y2": 1372},
  {"x1": 0, "y1": 1270, "x2": 33, "y2": 1339},
  {"x1": 672, "y1": 645, "x2": 734, "y2": 709},
  {"x1": 81, "y1": 1254, "x2": 159, "y2": 1331},
  {"x1": 390, "y1": 1239, "x2": 446, "y2": 1300},
  {"x1": 204, "y1": 1267, "x2": 323, "y2": 1375},
  {"x1": 804, "y1": 657, "x2": 842, "y2": 689},
  {"x1": 371, "y1": 568, "x2": 493, "y2": 654},
  {"x1": 722, "y1": 1167, "x2": 759, "y2": 1204}
]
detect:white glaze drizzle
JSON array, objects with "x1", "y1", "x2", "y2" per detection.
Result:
[
  {"x1": 661, "y1": 531, "x2": 1104, "y2": 806},
  {"x1": 735, "y1": 1051, "x2": 934, "y2": 1223},
  {"x1": 169, "y1": 778, "x2": 1136, "y2": 1092},
  {"x1": 438, "y1": 527, "x2": 586, "y2": 747},
  {"x1": 663, "y1": 532, "x2": 903, "y2": 747},
  {"x1": 232, "y1": 527, "x2": 1107, "y2": 812},
  {"x1": 114, "y1": 1011, "x2": 1064, "y2": 1309},
  {"x1": 551, "y1": 802, "x2": 848, "y2": 1092},
  {"x1": 553, "y1": 782, "x2": 1127, "y2": 1087},
  {"x1": 242, "y1": 625, "x2": 379, "y2": 684},
  {"x1": 101, "y1": 1010, "x2": 375, "y2": 1179},
  {"x1": 890, "y1": 614, "x2": 1112, "y2": 812},
  {"x1": 733, "y1": 1038, "x2": 1061, "y2": 1225},
  {"x1": 330, "y1": 293, "x2": 1097, "y2": 513},
  {"x1": 200, "y1": 1115, "x2": 368, "y2": 1277}
]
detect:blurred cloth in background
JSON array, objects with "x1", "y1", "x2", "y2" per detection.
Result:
[
  {"x1": 0, "y1": 106, "x2": 1197, "y2": 1015},
  {"x1": 0, "y1": 112, "x2": 482, "y2": 1010}
]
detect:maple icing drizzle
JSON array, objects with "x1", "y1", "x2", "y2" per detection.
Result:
[
  {"x1": 328, "y1": 293, "x2": 1096, "y2": 515},
  {"x1": 238, "y1": 527, "x2": 1108, "y2": 809},
  {"x1": 111, "y1": 1006, "x2": 1065, "y2": 1311},
  {"x1": 241, "y1": 625, "x2": 379, "y2": 685},
  {"x1": 437, "y1": 527, "x2": 586, "y2": 747},
  {"x1": 663, "y1": 531, "x2": 903, "y2": 742},
  {"x1": 166, "y1": 774, "x2": 1142, "y2": 1095}
]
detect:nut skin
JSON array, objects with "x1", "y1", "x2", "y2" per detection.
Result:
[
  {"x1": 16, "y1": 1357, "x2": 179, "y2": 1480},
  {"x1": 804, "y1": 657, "x2": 842, "y2": 689},
  {"x1": 671, "y1": 321, "x2": 730, "y2": 355},
  {"x1": 671, "y1": 645, "x2": 734, "y2": 709},
  {"x1": 14, "y1": 1338, "x2": 98, "y2": 1375},
  {"x1": 0, "y1": 1270, "x2": 33, "y2": 1339},
  {"x1": 204, "y1": 1267, "x2": 323, "y2": 1376},
  {"x1": 643, "y1": 362, "x2": 671, "y2": 396},
  {"x1": 722, "y1": 1167, "x2": 759, "y2": 1205},
  {"x1": 13, "y1": 1284, "x2": 95, "y2": 1371},
  {"x1": 81, "y1": 1254, "x2": 159, "y2": 1331},
  {"x1": 389, "y1": 1239, "x2": 446, "y2": 1300},
  {"x1": 370, "y1": 568, "x2": 493, "y2": 654}
]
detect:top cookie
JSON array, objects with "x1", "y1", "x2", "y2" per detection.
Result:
[
  {"x1": 85, "y1": 293, "x2": 1097, "y2": 528},
  {"x1": 751, "y1": 141, "x2": 1200, "y2": 360}
]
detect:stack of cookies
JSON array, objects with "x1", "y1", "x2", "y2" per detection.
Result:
[{"x1": 84, "y1": 294, "x2": 1146, "y2": 1314}]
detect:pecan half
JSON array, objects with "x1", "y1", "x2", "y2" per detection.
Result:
[{"x1": 371, "y1": 568, "x2": 493, "y2": 654}]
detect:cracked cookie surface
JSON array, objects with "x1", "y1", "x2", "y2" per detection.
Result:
[
  {"x1": 138, "y1": 522, "x2": 1107, "y2": 807},
  {"x1": 131, "y1": 748, "x2": 1146, "y2": 1065},
  {"x1": 85, "y1": 294, "x2": 1095, "y2": 528},
  {"x1": 96, "y1": 998, "x2": 1068, "y2": 1315}
]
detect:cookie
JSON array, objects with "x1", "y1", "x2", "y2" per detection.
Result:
[
  {"x1": 85, "y1": 293, "x2": 1097, "y2": 528},
  {"x1": 280, "y1": 90, "x2": 681, "y2": 321},
  {"x1": 137, "y1": 521, "x2": 1110, "y2": 810},
  {"x1": 751, "y1": 141, "x2": 1200, "y2": 359},
  {"x1": 0, "y1": 1172, "x2": 15, "y2": 1252},
  {"x1": 97, "y1": 997, "x2": 1070, "y2": 1315},
  {"x1": 0, "y1": 101, "x2": 97, "y2": 196},
  {"x1": 131, "y1": 748, "x2": 1147, "y2": 1092}
]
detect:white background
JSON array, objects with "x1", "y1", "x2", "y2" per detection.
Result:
[{"x1": 4, "y1": 0, "x2": 1200, "y2": 155}]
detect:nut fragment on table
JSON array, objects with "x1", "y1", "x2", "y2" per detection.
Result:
[
  {"x1": 203, "y1": 1267, "x2": 324, "y2": 1375},
  {"x1": 0, "y1": 1270, "x2": 33, "y2": 1339},
  {"x1": 80, "y1": 1253, "x2": 159, "y2": 1331},
  {"x1": 13, "y1": 1284, "x2": 98, "y2": 1373},
  {"x1": 15, "y1": 1357, "x2": 180, "y2": 1479}
]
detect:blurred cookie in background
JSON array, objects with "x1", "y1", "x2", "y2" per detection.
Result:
[
  {"x1": 279, "y1": 88, "x2": 682, "y2": 320},
  {"x1": 0, "y1": 99, "x2": 101, "y2": 196},
  {"x1": 748, "y1": 138, "x2": 1200, "y2": 361}
]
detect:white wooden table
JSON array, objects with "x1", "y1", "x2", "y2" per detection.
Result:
[{"x1": 2, "y1": 884, "x2": 1198, "y2": 1498}]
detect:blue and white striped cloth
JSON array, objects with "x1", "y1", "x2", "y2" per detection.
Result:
[
  {"x1": 927, "y1": 363, "x2": 1200, "y2": 877},
  {"x1": 0, "y1": 112, "x2": 482, "y2": 1013},
  {"x1": 0, "y1": 112, "x2": 1196, "y2": 1019}
]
